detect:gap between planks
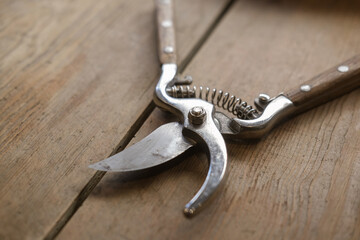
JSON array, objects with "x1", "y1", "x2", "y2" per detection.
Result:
[{"x1": 44, "y1": 0, "x2": 236, "y2": 239}]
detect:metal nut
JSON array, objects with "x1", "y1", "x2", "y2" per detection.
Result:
[{"x1": 188, "y1": 106, "x2": 206, "y2": 125}]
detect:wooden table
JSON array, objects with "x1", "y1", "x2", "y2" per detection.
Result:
[{"x1": 1, "y1": 0, "x2": 359, "y2": 239}]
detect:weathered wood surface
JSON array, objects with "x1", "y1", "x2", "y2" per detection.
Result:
[
  {"x1": 0, "y1": 0, "x2": 229, "y2": 239},
  {"x1": 59, "y1": 0, "x2": 360, "y2": 240}
]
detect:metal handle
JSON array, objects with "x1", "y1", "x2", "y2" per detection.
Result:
[
  {"x1": 156, "y1": 0, "x2": 177, "y2": 64},
  {"x1": 284, "y1": 55, "x2": 360, "y2": 114}
]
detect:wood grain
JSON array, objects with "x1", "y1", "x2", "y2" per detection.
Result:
[
  {"x1": 156, "y1": 0, "x2": 177, "y2": 64},
  {"x1": 285, "y1": 55, "x2": 360, "y2": 114},
  {"x1": 0, "y1": 0, "x2": 229, "y2": 239},
  {"x1": 59, "y1": 0, "x2": 360, "y2": 239}
]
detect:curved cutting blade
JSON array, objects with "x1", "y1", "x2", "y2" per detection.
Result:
[{"x1": 89, "y1": 122, "x2": 194, "y2": 172}]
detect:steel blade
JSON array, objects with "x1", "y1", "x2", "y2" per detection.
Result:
[{"x1": 89, "y1": 122, "x2": 194, "y2": 172}]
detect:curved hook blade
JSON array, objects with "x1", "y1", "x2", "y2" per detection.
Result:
[
  {"x1": 154, "y1": 64, "x2": 228, "y2": 216},
  {"x1": 182, "y1": 117, "x2": 227, "y2": 216}
]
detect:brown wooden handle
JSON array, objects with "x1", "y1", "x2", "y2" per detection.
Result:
[
  {"x1": 284, "y1": 55, "x2": 360, "y2": 113},
  {"x1": 156, "y1": 0, "x2": 176, "y2": 64}
]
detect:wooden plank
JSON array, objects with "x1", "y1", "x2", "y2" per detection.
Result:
[
  {"x1": 58, "y1": 0, "x2": 360, "y2": 239},
  {"x1": 0, "y1": 0, "x2": 229, "y2": 239}
]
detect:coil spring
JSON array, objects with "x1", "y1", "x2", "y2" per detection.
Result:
[{"x1": 166, "y1": 85, "x2": 259, "y2": 119}]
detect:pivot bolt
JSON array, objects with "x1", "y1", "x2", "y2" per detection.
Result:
[{"x1": 188, "y1": 106, "x2": 206, "y2": 125}]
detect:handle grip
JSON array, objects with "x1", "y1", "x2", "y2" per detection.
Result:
[
  {"x1": 284, "y1": 55, "x2": 360, "y2": 113},
  {"x1": 229, "y1": 55, "x2": 360, "y2": 140},
  {"x1": 156, "y1": 0, "x2": 177, "y2": 64}
]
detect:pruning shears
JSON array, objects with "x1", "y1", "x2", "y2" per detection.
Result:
[{"x1": 90, "y1": 0, "x2": 360, "y2": 216}]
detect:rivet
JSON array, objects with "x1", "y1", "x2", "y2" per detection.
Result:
[
  {"x1": 300, "y1": 85, "x2": 311, "y2": 92},
  {"x1": 337, "y1": 65, "x2": 349, "y2": 73},
  {"x1": 161, "y1": 20, "x2": 172, "y2": 27},
  {"x1": 184, "y1": 207, "x2": 195, "y2": 217},
  {"x1": 163, "y1": 46, "x2": 174, "y2": 54}
]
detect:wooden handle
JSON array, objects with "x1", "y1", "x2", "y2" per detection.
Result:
[
  {"x1": 156, "y1": 0, "x2": 176, "y2": 64},
  {"x1": 284, "y1": 55, "x2": 360, "y2": 113}
]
